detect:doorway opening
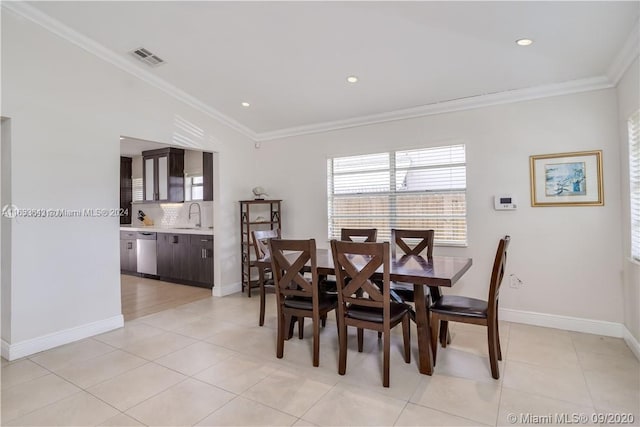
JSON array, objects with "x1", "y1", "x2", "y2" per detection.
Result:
[{"x1": 119, "y1": 136, "x2": 216, "y2": 320}]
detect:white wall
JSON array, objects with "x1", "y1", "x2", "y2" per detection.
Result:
[
  {"x1": 616, "y1": 57, "x2": 640, "y2": 342},
  {"x1": 1, "y1": 118, "x2": 12, "y2": 342},
  {"x1": 1, "y1": 10, "x2": 254, "y2": 357},
  {"x1": 256, "y1": 89, "x2": 624, "y2": 325}
]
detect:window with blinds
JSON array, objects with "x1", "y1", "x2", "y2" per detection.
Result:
[
  {"x1": 327, "y1": 144, "x2": 467, "y2": 245},
  {"x1": 132, "y1": 178, "x2": 143, "y2": 202},
  {"x1": 629, "y1": 111, "x2": 640, "y2": 262}
]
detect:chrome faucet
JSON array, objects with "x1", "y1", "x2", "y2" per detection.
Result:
[{"x1": 188, "y1": 202, "x2": 201, "y2": 228}]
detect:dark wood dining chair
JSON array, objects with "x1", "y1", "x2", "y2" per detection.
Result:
[
  {"x1": 330, "y1": 239, "x2": 411, "y2": 387},
  {"x1": 430, "y1": 235, "x2": 510, "y2": 379},
  {"x1": 340, "y1": 228, "x2": 377, "y2": 242},
  {"x1": 268, "y1": 238, "x2": 337, "y2": 367},
  {"x1": 390, "y1": 229, "x2": 435, "y2": 303},
  {"x1": 322, "y1": 228, "x2": 378, "y2": 294},
  {"x1": 252, "y1": 229, "x2": 281, "y2": 326}
]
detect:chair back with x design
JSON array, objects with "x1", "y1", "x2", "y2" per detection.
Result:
[
  {"x1": 388, "y1": 229, "x2": 435, "y2": 304},
  {"x1": 270, "y1": 239, "x2": 318, "y2": 302},
  {"x1": 340, "y1": 228, "x2": 378, "y2": 243},
  {"x1": 391, "y1": 229, "x2": 434, "y2": 258},
  {"x1": 332, "y1": 240, "x2": 389, "y2": 312},
  {"x1": 487, "y1": 235, "x2": 510, "y2": 317},
  {"x1": 252, "y1": 228, "x2": 281, "y2": 261}
]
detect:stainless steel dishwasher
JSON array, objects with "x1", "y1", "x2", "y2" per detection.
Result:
[{"x1": 136, "y1": 232, "x2": 157, "y2": 275}]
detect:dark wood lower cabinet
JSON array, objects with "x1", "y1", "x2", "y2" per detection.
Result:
[
  {"x1": 157, "y1": 233, "x2": 189, "y2": 279},
  {"x1": 157, "y1": 232, "x2": 213, "y2": 288},
  {"x1": 189, "y1": 235, "x2": 214, "y2": 285}
]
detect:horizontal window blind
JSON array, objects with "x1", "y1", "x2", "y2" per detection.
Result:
[
  {"x1": 629, "y1": 111, "x2": 640, "y2": 262},
  {"x1": 328, "y1": 144, "x2": 467, "y2": 245},
  {"x1": 132, "y1": 178, "x2": 143, "y2": 202}
]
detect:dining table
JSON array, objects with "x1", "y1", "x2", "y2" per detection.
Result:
[{"x1": 258, "y1": 247, "x2": 473, "y2": 375}]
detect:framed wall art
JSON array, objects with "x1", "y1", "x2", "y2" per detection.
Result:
[{"x1": 529, "y1": 150, "x2": 603, "y2": 207}]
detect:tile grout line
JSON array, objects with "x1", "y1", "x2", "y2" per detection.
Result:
[{"x1": 494, "y1": 322, "x2": 513, "y2": 426}]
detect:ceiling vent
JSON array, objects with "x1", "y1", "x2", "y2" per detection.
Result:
[{"x1": 130, "y1": 47, "x2": 165, "y2": 67}]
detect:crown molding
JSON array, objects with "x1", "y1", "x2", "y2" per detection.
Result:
[
  {"x1": 3, "y1": 1, "x2": 624, "y2": 143},
  {"x1": 607, "y1": 20, "x2": 640, "y2": 85},
  {"x1": 1, "y1": 1, "x2": 259, "y2": 141},
  {"x1": 255, "y1": 76, "x2": 614, "y2": 141}
]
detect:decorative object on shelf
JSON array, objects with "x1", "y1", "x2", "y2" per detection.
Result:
[
  {"x1": 529, "y1": 150, "x2": 603, "y2": 207},
  {"x1": 252, "y1": 186, "x2": 269, "y2": 200}
]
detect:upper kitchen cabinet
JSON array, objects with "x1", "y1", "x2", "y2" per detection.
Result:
[
  {"x1": 142, "y1": 147, "x2": 184, "y2": 202},
  {"x1": 203, "y1": 152, "x2": 213, "y2": 201}
]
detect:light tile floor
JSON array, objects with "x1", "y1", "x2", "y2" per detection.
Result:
[{"x1": 2, "y1": 292, "x2": 638, "y2": 426}]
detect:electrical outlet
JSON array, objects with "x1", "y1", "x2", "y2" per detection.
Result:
[{"x1": 509, "y1": 274, "x2": 523, "y2": 289}]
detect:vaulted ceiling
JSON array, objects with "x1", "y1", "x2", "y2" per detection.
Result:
[{"x1": 21, "y1": 1, "x2": 640, "y2": 140}]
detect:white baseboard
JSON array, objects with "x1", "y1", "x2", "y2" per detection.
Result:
[
  {"x1": 500, "y1": 308, "x2": 640, "y2": 361},
  {"x1": 213, "y1": 281, "x2": 242, "y2": 297},
  {"x1": 1, "y1": 315, "x2": 123, "y2": 361},
  {"x1": 623, "y1": 327, "x2": 640, "y2": 361},
  {"x1": 499, "y1": 308, "x2": 625, "y2": 337}
]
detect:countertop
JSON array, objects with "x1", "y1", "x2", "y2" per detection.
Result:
[{"x1": 120, "y1": 225, "x2": 214, "y2": 236}]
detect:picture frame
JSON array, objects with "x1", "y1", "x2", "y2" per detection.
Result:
[{"x1": 529, "y1": 150, "x2": 603, "y2": 207}]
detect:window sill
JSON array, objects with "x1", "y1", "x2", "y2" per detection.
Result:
[{"x1": 627, "y1": 257, "x2": 640, "y2": 267}]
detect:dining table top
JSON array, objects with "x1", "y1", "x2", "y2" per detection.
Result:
[{"x1": 268, "y1": 248, "x2": 473, "y2": 288}]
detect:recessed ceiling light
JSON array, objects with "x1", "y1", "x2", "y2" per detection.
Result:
[
  {"x1": 516, "y1": 38, "x2": 533, "y2": 46},
  {"x1": 346, "y1": 75, "x2": 359, "y2": 83},
  {"x1": 241, "y1": 102, "x2": 250, "y2": 108}
]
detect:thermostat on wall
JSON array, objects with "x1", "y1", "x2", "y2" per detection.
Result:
[{"x1": 494, "y1": 195, "x2": 517, "y2": 210}]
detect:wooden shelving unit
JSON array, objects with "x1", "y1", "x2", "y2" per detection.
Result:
[{"x1": 239, "y1": 199, "x2": 282, "y2": 296}]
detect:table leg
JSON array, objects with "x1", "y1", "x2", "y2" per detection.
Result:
[
  {"x1": 429, "y1": 286, "x2": 452, "y2": 348},
  {"x1": 413, "y1": 285, "x2": 433, "y2": 375}
]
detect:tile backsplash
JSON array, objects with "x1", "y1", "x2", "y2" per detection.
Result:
[{"x1": 131, "y1": 201, "x2": 213, "y2": 228}]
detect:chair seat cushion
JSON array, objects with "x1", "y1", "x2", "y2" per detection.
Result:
[
  {"x1": 284, "y1": 295, "x2": 336, "y2": 311},
  {"x1": 390, "y1": 282, "x2": 433, "y2": 303},
  {"x1": 430, "y1": 295, "x2": 488, "y2": 318},
  {"x1": 320, "y1": 279, "x2": 337, "y2": 295},
  {"x1": 346, "y1": 302, "x2": 409, "y2": 323},
  {"x1": 390, "y1": 282, "x2": 415, "y2": 302}
]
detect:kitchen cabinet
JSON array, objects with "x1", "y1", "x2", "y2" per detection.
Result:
[
  {"x1": 120, "y1": 230, "x2": 137, "y2": 273},
  {"x1": 120, "y1": 157, "x2": 132, "y2": 224},
  {"x1": 189, "y1": 234, "x2": 214, "y2": 287},
  {"x1": 142, "y1": 148, "x2": 185, "y2": 202},
  {"x1": 156, "y1": 232, "x2": 190, "y2": 280},
  {"x1": 156, "y1": 232, "x2": 213, "y2": 288},
  {"x1": 203, "y1": 152, "x2": 213, "y2": 201}
]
